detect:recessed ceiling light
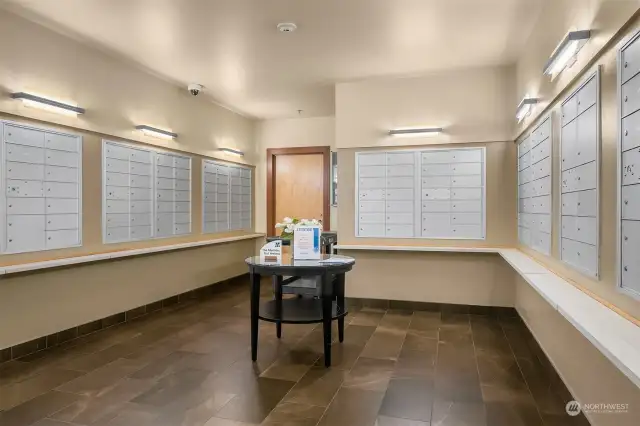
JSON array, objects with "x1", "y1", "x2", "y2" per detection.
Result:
[{"x1": 277, "y1": 23, "x2": 297, "y2": 33}]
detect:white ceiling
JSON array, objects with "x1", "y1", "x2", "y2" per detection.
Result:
[{"x1": 2, "y1": 0, "x2": 546, "y2": 119}]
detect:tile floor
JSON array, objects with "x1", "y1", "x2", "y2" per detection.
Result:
[{"x1": 0, "y1": 281, "x2": 591, "y2": 426}]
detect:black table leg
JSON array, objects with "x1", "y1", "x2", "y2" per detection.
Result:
[
  {"x1": 336, "y1": 273, "x2": 345, "y2": 343},
  {"x1": 274, "y1": 275, "x2": 283, "y2": 339},
  {"x1": 250, "y1": 271, "x2": 261, "y2": 361},
  {"x1": 322, "y1": 272, "x2": 333, "y2": 367}
]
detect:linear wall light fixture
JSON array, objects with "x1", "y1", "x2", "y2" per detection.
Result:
[
  {"x1": 10, "y1": 92, "x2": 85, "y2": 115},
  {"x1": 135, "y1": 125, "x2": 177, "y2": 140},
  {"x1": 543, "y1": 30, "x2": 591, "y2": 76},
  {"x1": 389, "y1": 127, "x2": 443, "y2": 137},
  {"x1": 218, "y1": 147, "x2": 244, "y2": 157},
  {"x1": 516, "y1": 97, "x2": 538, "y2": 122}
]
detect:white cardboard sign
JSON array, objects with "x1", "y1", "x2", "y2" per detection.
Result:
[{"x1": 259, "y1": 240, "x2": 282, "y2": 262}]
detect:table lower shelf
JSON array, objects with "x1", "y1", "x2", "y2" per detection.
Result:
[{"x1": 259, "y1": 298, "x2": 347, "y2": 324}]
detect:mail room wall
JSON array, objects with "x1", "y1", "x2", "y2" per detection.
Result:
[
  {"x1": 254, "y1": 116, "x2": 337, "y2": 234},
  {"x1": 514, "y1": 9, "x2": 640, "y2": 321},
  {"x1": 335, "y1": 66, "x2": 518, "y2": 306},
  {"x1": 0, "y1": 10, "x2": 259, "y2": 350},
  {"x1": 511, "y1": 8, "x2": 640, "y2": 424}
]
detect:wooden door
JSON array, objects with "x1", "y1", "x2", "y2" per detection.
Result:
[{"x1": 267, "y1": 147, "x2": 330, "y2": 235}]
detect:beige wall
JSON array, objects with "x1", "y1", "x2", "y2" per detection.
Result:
[
  {"x1": 516, "y1": 17, "x2": 640, "y2": 321},
  {"x1": 0, "y1": 11, "x2": 259, "y2": 266},
  {"x1": 337, "y1": 141, "x2": 517, "y2": 307},
  {"x1": 514, "y1": 0, "x2": 640, "y2": 135},
  {"x1": 334, "y1": 65, "x2": 518, "y2": 306},
  {"x1": 335, "y1": 65, "x2": 515, "y2": 149},
  {"x1": 254, "y1": 116, "x2": 336, "y2": 233},
  {"x1": 343, "y1": 251, "x2": 515, "y2": 307},
  {"x1": 0, "y1": 239, "x2": 255, "y2": 349},
  {"x1": 515, "y1": 276, "x2": 640, "y2": 426},
  {"x1": 0, "y1": 11, "x2": 261, "y2": 349},
  {"x1": 338, "y1": 142, "x2": 517, "y2": 247},
  {"x1": 0, "y1": 10, "x2": 255, "y2": 164}
]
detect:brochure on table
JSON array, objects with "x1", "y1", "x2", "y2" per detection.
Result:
[{"x1": 294, "y1": 226, "x2": 321, "y2": 260}]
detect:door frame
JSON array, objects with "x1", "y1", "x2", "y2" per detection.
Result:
[{"x1": 266, "y1": 146, "x2": 331, "y2": 236}]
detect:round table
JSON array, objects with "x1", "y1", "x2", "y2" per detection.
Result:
[{"x1": 245, "y1": 254, "x2": 356, "y2": 367}]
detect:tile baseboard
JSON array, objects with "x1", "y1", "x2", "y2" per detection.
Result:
[
  {"x1": 346, "y1": 297, "x2": 518, "y2": 318},
  {"x1": 0, "y1": 273, "x2": 249, "y2": 364}
]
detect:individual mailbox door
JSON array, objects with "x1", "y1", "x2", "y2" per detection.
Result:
[
  {"x1": 46, "y1": 229, "x2": 80, "y2": 249},
  {"x1": 7, "y1": 198, "x2": 45, "y2": 215},
  {"x1": 358, "y1": 153, "x2": 386, "y2": 166},
  {"x1": 622, "y1": 109, "x2": 640, "y2": 152},
  {"x1": 6, "y1": 143, "x2": 44, "y2": 164},
  {"x1": 451, "y1": 175, "x2": 482, "y2": 187},
  {"x1": 45, "y1": 214, "x2": 79, "y2": 231},
  {"x1": 6, "y1": 162, "x2": 44, "y2": 181},
  {"x1": 451, "y1": 200, "x2": 481, "y2": 212},
  {"x1": 621, "y1": 37, "x2": 640, "y2": 84},
  {"x1": 621, "y1": 73, "x2": 640, "y2": 117},
  {"x1": 451, "y1": 149, "x2": 482, "y2": 163},
  {"x1": 6, "y1": 215, "x2": 45, "y2": 253},
  {"x1": 46, "y1": 165, "x2": 78, "y2": 183},
  {"x1": 4, "y1": 124, "x2": 44, "y2": 147},
  {"x1": 562, "y1": 189, "x2": 597, "y2": 217},
  {"x1": 422, "y1": 164, "x2": 451, "y2": 176},
  {"x1": 359, "y1": 165, "x2": 386, "y2": 178},
  {"x1": 622, "y1": 184, "x2": 640, "y2": 220},
  {"x1": 45, "y1": 182, "x2": 78, "y2": 199},
  {"x1": 46, "y1": 150, "x2": 78, "y2": 168},
  {"x1": 577, "y1": 77, "x2": 597, "y2": 114},
  {"x1": 621, "y1": 220, "x2": 640, "y2": 294},
  {"x1": 45, "y1": 133, "x2": 78, "y2": 152},
  {"x1": 562, "y1": 94, "x2": 578, "y2": 125},
  {"x1": 7, "y1": 179, "x2": 43, "y2": 197},
  {"x1": 622, "y1": 147, "x2": 640, "y2": 186}
]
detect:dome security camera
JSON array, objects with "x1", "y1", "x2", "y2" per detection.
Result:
[{"x1": 188, "y1": 83, "x2": 204, "y2": 96}]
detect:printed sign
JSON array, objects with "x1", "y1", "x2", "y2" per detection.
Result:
[
  {"x1": 260, "y1": 240, "x2": 282, "y2": 262},
  {"x1": 294, "y1": 226, "x2": 321, "y2": 260}
]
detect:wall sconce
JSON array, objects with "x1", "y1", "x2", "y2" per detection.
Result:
[
  {"x1": 516, "y1": 97, "x2": 538, "y2": 122},
  {"x1": 544, "y1": 30, "x2": 591, "y2": 76},
  {"x1": 10, "y1": 92, "x2": 85, "y2": 115},
  {"x1": 218, "y1": 147, "x2": 244, "y2": 157},
  {"x1": 389, "y1": 127, "x2": 443, "y2": 137},
  {"x1": 135, "y1": 125, "x2": 177, "y2": 140}
]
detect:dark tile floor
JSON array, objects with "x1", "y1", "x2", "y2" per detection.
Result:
[{"x1": 0, "y1": 281, "x2": 591, "y2": 426}]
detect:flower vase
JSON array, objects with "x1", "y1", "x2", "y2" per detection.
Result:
[{"x1": 282, "y1": 239, "x2": 292, "y2": 257}]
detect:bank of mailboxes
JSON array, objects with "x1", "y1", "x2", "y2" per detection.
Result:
[
  {"x1": 619, "y1": 34, "x2": 640, "y2": 296},
  {"x1": 2, "y1": 122, "x2": 82, "y2": 253},
  {"x1": 356, "y1": 148, "x2": 485, "y2": 239},
  {"x1": 518, "y1": 117, "x2": 552, "y2": 255},
  {"x1": 103, "y1": 141, "x2": 192, "y2": 243},
  {"x1": 202, "y1": 159, "x2": 252, "y2": 234}
]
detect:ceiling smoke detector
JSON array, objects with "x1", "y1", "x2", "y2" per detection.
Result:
[{"x1": 277, "y1": 23, "x2": 297, "y2": 33}]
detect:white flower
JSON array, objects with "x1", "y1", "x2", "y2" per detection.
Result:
[
  {"x1": 275, "y1": 222, "x2": 286, "y2": 228},
  {"x1": 285, "y1": 225, "x2": 294, "y2": 233},
  {"x1": 283, "y1": 217, "x2": 293, "y2": 224},
  {"x1": 311, "y1": 219, "x2": 319, "y2": 225}
]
